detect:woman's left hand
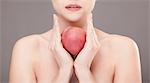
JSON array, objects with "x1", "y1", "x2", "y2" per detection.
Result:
[{"x1": 74, "y1": 13, "x2": 100, "y2": 83}]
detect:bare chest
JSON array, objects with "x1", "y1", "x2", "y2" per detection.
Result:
[{"x1": 34, "y1": 42, "x2": 115, "y2": 83}]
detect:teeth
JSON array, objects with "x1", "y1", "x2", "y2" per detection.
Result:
[{"x1": 66, "y1": 6, "x2": 80, "y2": 8}]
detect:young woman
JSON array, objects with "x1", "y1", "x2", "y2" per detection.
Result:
[{"x1": 9, "y1": 0, "x2": 142, "y2": 83}]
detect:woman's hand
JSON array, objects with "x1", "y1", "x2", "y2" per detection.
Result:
[
  {"x1": 50, "y1": 14, "x2": 73, "y2": 83},
  {"x1": 74, "y1": 13, "x2": 100, "y2": 83}
]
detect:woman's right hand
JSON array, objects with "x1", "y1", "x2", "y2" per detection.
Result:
[{"x1": 50, "y1": 14, "x2": 73, "y2": 83}]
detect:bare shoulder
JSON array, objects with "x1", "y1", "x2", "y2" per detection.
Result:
[
  {"x1": 12, "y1": 34, "x2": 41, "y2": 53},
  {"x1": 96, "y1": 29, "x2": 141, "y2": 82},
  {"x1": 101, "y1": 34, "x2": 139, "y2": 53},
  {"x1": 99, "y1": 34, "x2": 139, "y2": 58},
  {"x1": 10, "y1": 34, "x2": 42, "y2": 82},
  {"x1": 11, "y1": 29, "x2": 54, "y2": 63},
  {"x1": 95, "y1": 28, "x2": 138, "y2": 47},
  {"x1": 95, "y1": 28, "x2": 140, "y2": 60},
  {"x1": 95, "y1": 28, "x2": 139, "y2": 53},
  {"x1": 102, "y1": 34, "x2": 138, "y2": 48},
  {"x1": 11, "y1": 34, "x2": 44, "y2": 65},
  {"x1": 100, "y1": 34, "x2": 141, "y2": 82}
]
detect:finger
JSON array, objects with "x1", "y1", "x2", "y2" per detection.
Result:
[
  {"x1": 75, "y1": 46, "x2": 97, "y2": 68},
  {"x1": 86, "y1": 13, "x2": 94, "y2": 42},
  {"x1": 53, "y1": 14, "x2": 61, "y2": 42},
  {"x1": 86, "y1": 13, "x2": 100, "y2": 46},
  {"x1": 75, "y1": 43, "x2": 99, "y2": 68},
  {"x1": 86, "y1": 13, "x2": 93, "y2": 35},
  {"x1": 53, "y1": 36, "x2": 73, "y2": 67},
  {"x1": 91, "y1": 28, "x2": 100, "y2": 47}
]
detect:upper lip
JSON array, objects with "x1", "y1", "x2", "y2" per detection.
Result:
[{"x1": 65, "y1": 4, "x2": 82, "y2": 8}]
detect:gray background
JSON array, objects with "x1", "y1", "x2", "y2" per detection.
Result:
[
  {"x1": 0, "y1": 0, "x2": 2, "y2": 81},
  {"x1": 1, "y1": 0, "x2": 150, "y2": 83}
]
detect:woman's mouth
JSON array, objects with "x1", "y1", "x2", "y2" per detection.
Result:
[{"x1": 65, "y1": 4, "x2": 82, "y2": 12}]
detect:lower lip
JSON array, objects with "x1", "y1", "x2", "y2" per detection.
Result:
[{"x1": 66, "y1": 7, "x2": 81, "y2": 12}]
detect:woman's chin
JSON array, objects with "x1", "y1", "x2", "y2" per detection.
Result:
[
  {"x1": 68, "y1": 18, "x2": 80, "y2": 22},
  {"x1": 64, "y1": 15, "x2": 82, "y2": 22}
]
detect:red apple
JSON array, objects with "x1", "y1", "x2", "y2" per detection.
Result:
[{"x1": 61, "y1": 26, "x2": 86, "y2": 59}]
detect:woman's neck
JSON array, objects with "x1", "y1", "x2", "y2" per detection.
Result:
[{"x1": 57, "y1": 14, "x2": 88, "y2": 33}]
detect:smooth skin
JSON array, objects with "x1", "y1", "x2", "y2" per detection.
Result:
[{"x1": 9, "y1": 0, "x2": 142, "y2": 83}]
